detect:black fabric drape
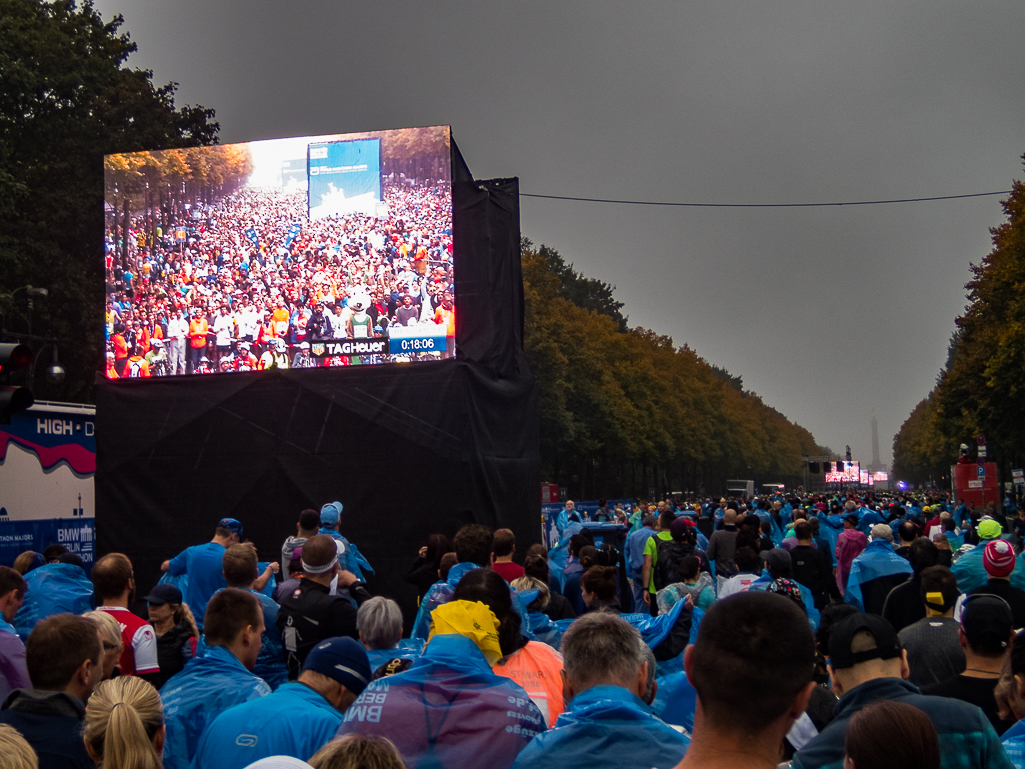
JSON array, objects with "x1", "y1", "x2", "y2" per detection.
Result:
[{"x1": 95, "y1": 146, "x2": 539, "y2": 626}]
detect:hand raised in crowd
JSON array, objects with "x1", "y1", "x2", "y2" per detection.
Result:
[{"x1": 336, "y1": 569, "x2": 360, "y2": 588}]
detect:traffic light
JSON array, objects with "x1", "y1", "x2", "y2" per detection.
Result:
[{"x1": 0, "y1": 343, "x2": 34, "y2": 424}]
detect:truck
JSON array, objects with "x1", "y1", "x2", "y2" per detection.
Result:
[{"x1": 0, "y1": 401, "x2": 95, "y2": 572}]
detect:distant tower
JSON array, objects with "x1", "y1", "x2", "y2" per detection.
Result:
[{"x1": 870, "y1": 410, "x2": 884, "y2": 473}]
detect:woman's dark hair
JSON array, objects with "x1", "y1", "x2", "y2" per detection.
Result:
[
  {"x1": 580, "y1": 566, "x2": 618, "y2": 604},
  {"x1": 578, "y1": 545, "x2": 598, "y2": 570},
  {"x1": 734, "y1": 546, "x2": 761, "y2": 574},
  {"x1": 424, "y1": 534, "x2": 452, "y2": 571},
  {"x1": 523, "y1": 554, "x2": 550, "y2": 583},
  {"x1": 678, "y1": 555, "x2": 701, "y2": 582},
  {"x1": 845, "y1": 701, "x2": 939, "y2": 769},
  {"x1": 453, "y1": 568, "x2": 526, "y2": 657},
  {"x1": 568, "y1": 534, "x2": 589, "y2": 558},
  {"x1": 525, "y1": 543, "x2": 548, "y2": 560}
]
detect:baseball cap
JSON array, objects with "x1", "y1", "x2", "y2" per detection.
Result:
[
  {"x1": 319, "y1": 501, "x2": 343, "y2": 527},
  {"x1": 301, "y1": 636, "x2": 372, "y2": 696},
  {"x1": 763, "y1": 548, "x2": 792, "y2": 573},
  {"x1": 143, "y1": 584, "x2": 183, "y2": 605},
  {"x1": 828, "y1": 613, "x2": 902, "y2": 670},
  {"x1": 669, "y1": 516, "x2": 692, "y2": 540},
  {"x1": 961, "y1": 595, "x2": 1014, "y2": 652},
  {"x1": 984, "y1": 540, "x2": 1016, "y2": 578},
  {"x1": 978, "y1": 518, "x2": 1003, "y2": 540},
  {"x1": 240, "y1": 758, "x2": 313, "y2": 769},
  {"x1": 219, "y1": 518, "x2": 244, "y2": 538},
  {"x1": 767, "y1": 578, "x2": 806, "y2": 612}
]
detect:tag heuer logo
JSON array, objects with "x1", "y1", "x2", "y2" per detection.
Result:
[{"x1": 312, "y1": 343, "x2": 326, "y2": 356}]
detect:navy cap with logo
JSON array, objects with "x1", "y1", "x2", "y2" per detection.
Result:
[
  {"x1": 302, "y1": 636, "x2": 372, "y2": 696},
  {"x1": 218, "y1": 517, "x2": 244, "y2": 539},
  {"x1": 143, "y1": 583, "x2": 183, "y2": 606},
  {"x1": 828, "y1": 613, "x2": 902, "y2": 670}
]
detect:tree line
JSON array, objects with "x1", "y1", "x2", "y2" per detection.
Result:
[
  {"x1": 0, "y1": 0, "x2": 218, "y2": 402},
  {"x1": 892, "y1": 156, "x2": 1025, "y2": 488},
  {"x1": 521, "y1": 239, "x2": 825, "y2": 500}
]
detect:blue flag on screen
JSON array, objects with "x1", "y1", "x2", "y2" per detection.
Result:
[
  {"x1": 283, "y1": 222, "x2": 302, "y2": 249},
  {"x1": 244, "y1": 228, "x2": 259, "y2": 247},
  {"x1": 308, "y1": 138, "x2": 382, "y2": 219}
]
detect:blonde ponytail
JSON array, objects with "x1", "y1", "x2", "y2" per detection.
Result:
[
  {"x1": 84, "y1": 678, "x2": 163, "y2": 769},
  {"x1": 174, "y1": 602, "x2": 200, "y2": 639}
]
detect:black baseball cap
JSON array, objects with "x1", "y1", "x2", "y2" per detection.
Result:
[
  {"x1": 961, "y1": 595, "x2": 1014, "y2": 652},
  {"x1": 143, "y1": 583, "x2": 183, "y2": 605},
  {"x1": 828, "y1": 613, "x2": 902, "y2": 670}
]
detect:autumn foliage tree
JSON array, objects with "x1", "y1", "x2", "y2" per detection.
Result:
[
  {"x1": 522, "y1": 239, "x2": 823, "y2": 498},
  {"x1": 0, "y1": 0, "x2": 218, "y2": 401},
  {"x1": 893, "y1": 156, "x2": 1025, "y2": 484}
]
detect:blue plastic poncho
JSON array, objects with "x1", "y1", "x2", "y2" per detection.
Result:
[
  {"x1": 189, "y1": 681, "x2": 342, "y2": 769},
  {"x1": 952, "y1": 545, "x2": 1025, "y2": 594},
  {"x1": 194, "y1": 588, "x2": 288, "y2": 690},
  {"x1": 318, "y1": 529, "x2": 374, "y2": 583},
  {"x1": 843, "y1": 540, "x2": 913, "y2": 613},
  {"x1": 410, "y1": 562, "x2": 482, "y2": 641},
  {"x1": 651, "y1": 671, "x2": 698, "y2": 732},
  {"x1": 13, "y1": 563, "x2": 94, "y2": 640},
  {"x1": 337, "y1": 634, "x2": 546, "y2": 769},
  {"x1": 509, "y1": 685, "x2": 689, "y2": 769},
  {"x1": 366, "y1": 640, "x2": 423, "y2": 673},
  {"x1": 1002, "y1": 718, "x2": 1025, "y2": 769},
  {"x1": 161, "y1": 645, "x2": 271, "y2": 769}
]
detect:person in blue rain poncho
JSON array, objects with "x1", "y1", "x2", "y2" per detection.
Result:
[
  {"x1": 12, "y1": 558, "x2": 94, "y2": 641},
  {"x1": 356, "y1": 597, "x2": 422, "y2": 672},
  {"x1": 336, "y1": 597, "x2": 545, "y2": 769},
  {"x1": 220, "y1": 543, "x2": 289, "y2": 689},
  {"x1": 555, "y1": 500, "x2": 582, "y2": 538},
  {"x1": 161, "y1": 517, "x2": 243, "y2": 630},
  {"x1": 1000, "y1": 630, "x2": 1025, "y2": 769},
  {"x1": 954, "y1": 518, "x2": 1025, "y2": 594},
  {"x1": 317, "y1": 501, "x2": 374, "y2": 583},
  {"x1": 411, "y1": 523, "x2": 494, "y2": 640},
  {"x1": 510, "y1": 612, "x2": 689, "y2": 769},
  {"x1": 843, "y1": 525, "x2": 914, "y2": 614},
  {"x1": 189, "y1": 637, "x2": 371, "y2": 769},
  {"x1": 161, "y1": 589, "x2": 271, "y2": 769}
]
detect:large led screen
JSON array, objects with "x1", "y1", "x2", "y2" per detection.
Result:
[{"x1": 103, "y1": 126, "x2": 453, "y2": 377}]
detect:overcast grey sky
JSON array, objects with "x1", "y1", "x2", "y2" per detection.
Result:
[{"x1": 93, "y1": 0, "x2": 1025, "y2": 469}]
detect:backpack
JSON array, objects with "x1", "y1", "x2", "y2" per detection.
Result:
[
  {"x1": 654, "y1": 538, "x2": 691, "y2": 592},
  {"x1": 127, "y1": 358, "x2": 145, "y2": 378}
]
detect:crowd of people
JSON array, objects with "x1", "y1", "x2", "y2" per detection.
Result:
[
  {"x1": 3, "y1": 490, "x2": 1025, "y2": 768},
  {"x1": 104, "y1": 179, "x2": 455, "y2": 378}
]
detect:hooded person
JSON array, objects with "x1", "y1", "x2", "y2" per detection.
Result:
[
  {"x1": 190, "y1": 637, "x2": 371, "y2": 769},
  {"x1": 834, "y1": 515, "x2": 869, "y2": 597},
  {"x1": 335, "y1": 592, "x2": 546, "y2": 769},
  {"x1": 952, "y1": 520, "x2": 1025, "y2": 594},
  {"x1": 844, "y1": 525, "x2": 914, "y2": 614}
]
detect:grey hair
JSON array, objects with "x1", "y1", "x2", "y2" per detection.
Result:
[
  {"x1": 561, "y1": 612, "x2": 644, "y2": 690},
  {"x1": 639, "y1": 641, "x2": 657, "y2": 704},
  {"x1": 356, "y1": 597, "x2": 403, "y2": 650}
]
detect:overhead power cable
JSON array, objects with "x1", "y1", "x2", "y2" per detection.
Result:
[{"x1": 520, "y1": 190, "x2": 1012, "y2": 208}]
